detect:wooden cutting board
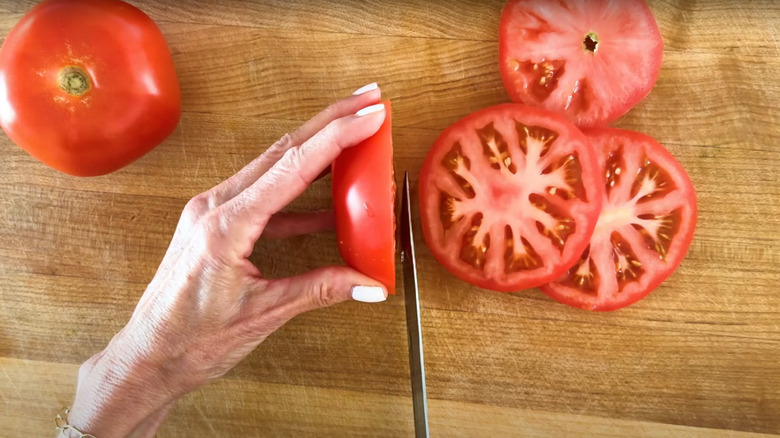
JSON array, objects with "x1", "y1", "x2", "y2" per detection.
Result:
[{"x1": 0, "y1": 0, "x2": 778, "y2": 436}]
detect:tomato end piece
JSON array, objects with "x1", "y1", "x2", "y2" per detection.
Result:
[{"x1": 332, "y1": 100, "x2": 396, "y2": 294}]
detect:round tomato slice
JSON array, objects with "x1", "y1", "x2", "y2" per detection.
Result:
[
  {"x1": 499, "y1": 0, "x2": 663, "y2": 128},
  {"x1": 420, "y1": 104, "x2": 603, "y2": 292},
  {"x1": 332, "y1": 100, "x2": 396, "y2": 293},
  {"x1": 540, "y1": 128, "x2": 697, "y2": 311},
  {"x1": 0, "y1": 0, "x2": 181, "y2": 176}
]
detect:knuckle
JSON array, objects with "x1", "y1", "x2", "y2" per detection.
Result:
[
  {"x1": 313, "y1": 283, "x2": 337, "y2": 309},
  {"x1": 281, "y1": 143, "x2": 300, "y2": 164},
  {"x1": 184, "y1": 194, "x2": 206, "y2": 214},
  {"x1": 321, "y1": 102, "x2": 341, "y2": 120},
  {"x1": 311, "y1": 270, "x2": 341, "y2": 309},
  {"x1": 269, "y1": 133, "x2": 294, "y2": 154},
  {"x1": 280, "y1": 146, "x2": 308, "y2": 183},
  {"x1": 322, "y1": 119, "x2": 348, "y2": 151},
  {"x1": 194, "y1": 212, "x2": 227, "y2": 252},
  {"x1": 183, "y1": 192, "x2": 216, "y2": 218}
]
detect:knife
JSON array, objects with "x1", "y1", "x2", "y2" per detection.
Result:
[{"x1": 400, "y1": 172, "x2": 430, "y2": 438}]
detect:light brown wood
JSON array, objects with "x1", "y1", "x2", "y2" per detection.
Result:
[
  {"x1": 2, "y1": 357, "x2": 778, "y2": 438},
  {"x1": 1, "y1": 0, "x2": 779, "y2": 436}
]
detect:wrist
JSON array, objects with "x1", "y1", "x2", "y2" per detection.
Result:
[{"x1": 68, "y1": 345, "x2": 179, "y2": 438}]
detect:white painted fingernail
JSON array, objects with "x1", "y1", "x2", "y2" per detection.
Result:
[
  {"x1": 356, "y1": 103, "x2": 385, "y2": 117},
  {"x1": 352, "y1": 82, "x2": 378, "y2": 95},
  {"x1": 351, "y1": 286, "x2": 387, "y2": 303}
]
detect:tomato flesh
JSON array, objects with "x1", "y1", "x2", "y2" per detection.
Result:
[
  {"x1": 499, "y1": 0, "x2": 663, "y2": 127},
  {"x1": 0, "y1": 0, "x2": 181, "y2": 176},
  {"x1": 420, "y1": 104, "x2": 603, "y2": 292},
  {"x1": 332, "y1": 100, "x2": 396, "y2": 293},
  {"x1": 541, "y1": 128, "x2": 697, "y2": 311}
]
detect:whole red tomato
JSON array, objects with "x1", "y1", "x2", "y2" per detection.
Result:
[{"x1": 0, "y1": 0, "x2": 181, "y2": 176}]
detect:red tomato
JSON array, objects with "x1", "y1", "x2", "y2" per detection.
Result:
[
  {"x1": 0, "y1": 0, "x2": 181, "y2": 176},
  {"x1": 332, "y1": 100, "x2": 396, "y2": 293},
  {"x1": 540, "y1": 128, "x2": 697, "y2": 311},
  {"x1": 419, "y1": 104, "x2": 603, "y2": 292},
  {"x1": 499, "y1": 0, "x2": 663, "y2": 128}
]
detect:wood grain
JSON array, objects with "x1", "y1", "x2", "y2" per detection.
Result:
[
  {"x1": 2, "y1": 357, "x2": 777, "y2": 438},
  {"x1": 1, "y1": 0, "x2": 779, "y2": 436}
]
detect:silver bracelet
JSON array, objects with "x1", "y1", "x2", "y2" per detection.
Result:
[{"x1": 55, "y1": 408, "x2": 98, "y2": 438}]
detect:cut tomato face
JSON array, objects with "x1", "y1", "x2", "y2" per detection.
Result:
[
  {"x1": 541, "y1": 128, "x2": 697, "y2": 311},
  {"x1": 499, "y1": 0, "x2": 663, "y2": 128},
  {"x1": 419, "y1": 104, "x2": 603, "y2": 292},
  {"x1": 332, "y1": 100, "x2": 396, "y2": 293}
]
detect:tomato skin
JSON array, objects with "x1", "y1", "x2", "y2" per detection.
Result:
[
  {"x1": 499, "y1": 0, "x2": 663, "y2": 128},
  {"x1": 0, "y1": 0, "x2": 181, "y2": 176},
  {"x1": 540, "y1": 128, "x2": 697, "y2": 311},
  {"x1": 419, "y1": 104, "x2": 603, "y2": 292},
  {"x1": 332, "y1": 100, "x2": 396, "y2": 293}
]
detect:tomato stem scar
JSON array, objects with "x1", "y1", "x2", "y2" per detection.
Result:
[
  {"x1": 58, "y1": 66, "x2": 91, "y2": 96},
  {"x1": 583, "y1": 32, "x2": 599, "y2": 53}
]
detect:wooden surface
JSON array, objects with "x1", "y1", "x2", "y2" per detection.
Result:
[{"x1": 1, "y1": 0, "x2": 779, "y2": 436}]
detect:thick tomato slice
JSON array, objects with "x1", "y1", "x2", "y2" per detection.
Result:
[
  {"x1": 0, "y1": 0, "x2": 180, "y2": 176},
  {"x1": 419, "y1": 104, "x2": 603, "y2": 292},
  {"x1": 499, "y1": 0, "x2": 663, "y2": 128},
  {"x1": 541, "y1": 128, "x2": 697, "y2": 311},
  {"x1": 332, "y1": 100, "x2": 396, "y2": 293}
]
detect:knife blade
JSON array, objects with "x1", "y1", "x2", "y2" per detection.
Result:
[{"x1": 400, "y1": 172, "x2": 430, "y2": 438}]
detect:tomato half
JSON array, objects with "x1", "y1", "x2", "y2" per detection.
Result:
[
  {"x1": 499, "y1": 0, "x2": 663, "y2": 128},
  {"x1": 332, "y1": 100, "x2": 396, "y2": 293},
  {"x1": 419, "y1": 104, "x2": 603, "y2": 292},
  {"x1": 0, "y1": 0, "x2": 181, "y2": 176},
  {"x1": 540, "y1": 128, "x2": 697, "y2": 311}
]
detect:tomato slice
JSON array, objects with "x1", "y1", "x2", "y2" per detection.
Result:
[
  {"x1": 540, "y1": 128, "x2": 697, "y2": 311},
  {"x1": 332, "y1": 100, "x2": 396, "y2": 293},
  {"x1": 419, "y1": 104, "x2": 603, "y2": 292},
  {"x1": 499, "y1": 0, "x2": 663, "y2": 128}
]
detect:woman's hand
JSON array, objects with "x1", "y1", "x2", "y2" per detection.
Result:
[{"x1": 65, "y1": 84, "x2": 388, "y2": 438}]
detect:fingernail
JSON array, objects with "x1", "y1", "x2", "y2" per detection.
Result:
[
  {"x1": 356, "y1": 103, "x2": 385, "y2": 117},
  {"x1": 352, "y1": 82, "x2": 378, "y2": 95},
  {"x1": 351, "y1": 286, "x2": 387, "y2": 303}
]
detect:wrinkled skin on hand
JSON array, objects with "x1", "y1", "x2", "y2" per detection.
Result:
[{"x1": 66, "y1": 86, "x2": 388, "y2": 438}]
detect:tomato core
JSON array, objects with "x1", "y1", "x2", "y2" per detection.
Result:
[
  {"x1": 583, "y1": 32, "x2": 599, "y2": 54},
  {"x1": 491, "y1": 181, "x2": 522, "y2": 208},
  {"x1": 58, "y1": 66, "x2": 91, "y2": 96},
  {"x1": 594, "y1": 206, "x2": 633, "y2": 233}
]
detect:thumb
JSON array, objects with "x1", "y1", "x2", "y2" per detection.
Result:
[{"x1": 269, "y1": 266, "x2": 388, "y2": 320}]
